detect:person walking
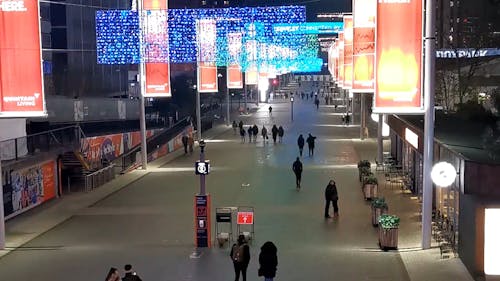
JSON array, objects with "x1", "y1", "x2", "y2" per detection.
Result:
[
  {"x1": 306, "y1": 133, "x2": 317, "y2": 156},
  {"x1": 230, "y1": 234, "x2": 251, "y2": 281},
  {"x1": 105, "y1": 267, "x2": 121, "y2": 281},
  {"x1": 247, "y1": 126, "x2": 253, "y2": 142},
  {"x1": 239, "y1": 120, "x2": 244, "y2": 131},
  {"x1": 315, "y1": 98, "x2": 320, "y2": 109},
  {"x1": 278, "y1": 126, "x2": 284, "y2": 143},
  {"x1": 297, "y1": 134, "x2": 305, "y2": 157},
  {"x1": 268, "y1": 105, "x2": 273, "y2": 116},
  {"x1": 233, "y1": 120, "x2": 238, "y2": 135},
  {"x1": 240, "y1": 127, "x2": 246, "y2": 143},
  {"x1": 261, "y1": 126, "x2": 268, "y2": 143},
  {"x1": 271, "y1": 125, "x2": 278, "y2": 144},
  {"x1": 252, "y1": 124, "x2": 259, "y2": 142},
  {"x1": 292, "y1": 157, "x2": 303, "y2": 190},
  {"x1": 324, "y1": 180, "x2": 339, "y2": 218},
  {"x1": 182, "y1": 134, "x2": 189, "y2": 154},
  {"x1": 258, "y1": 241, "x2": 278, "y2": 281},
  {"x1": 188, "y1": 135, "x2": 194, "y2": 154},
  {"x1": 122, "y1": 264, "x2": 142, "y2": 281}
]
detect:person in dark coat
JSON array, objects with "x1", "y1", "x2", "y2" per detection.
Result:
[
  {"x1": 239, "y1": 120, "x2": 244, "y2": 131},
  {"x1": 182, "y1": 134, "x2": 189, "y2": 154},
  {"x1": 252, "y1": 124, "x2": 259, "y2": 142},
  {"x1": 247, "y1": 126, "x2": 253, "y2": 142},
  {"x1": 258, "y1": 241, "x2": 278, "y2": 281},
  {"x1": 230, "y1": 234, "x2": 251, "y2": 281},
  {"x1": 306, "y1": 133, "x2": 317, "y2": 156},
  {"x1": 315, "y1": 98, "x2": 320, "y2": 109},
  {"x1": 240, "y1": 127, "x2": 246, "y2": 143},
  {"x1": 292, "y1": 157, "x2": 303, "y2": 189},
  {"x1": 324, "y1": 180, "x2": 339, "y2": 218},
  {"x1": 278, "y1": 126, "x2": 284, "y2": 143},
  {"x1": 268, "y1": 106, "x2": 273, "y2": 116},
  {"x1": 271, "y1": 125, "x2": 278, "y2": 144},
  {"x1": 261, "y1": 126, "x2": 268, "y2": 143},
  {"x1": 297, "y1": 134, "x2": 305, "y2": 157},
  {"x1": 122, "y1": 264, "x2": 142, "y2": 281}
]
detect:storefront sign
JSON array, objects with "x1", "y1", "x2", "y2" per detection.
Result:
[
  {"x1": 485, "y1": 208, "x2": 500, "y2": 275},
  {"x1": 353, "y1": 0, "x2": 376, "y2": 92},
  {"x1": 343, "y1": 16, "x2": 353, "y2": 89},
  {"x1": 374, "y1": 0, "x2": 423, "y2": 113},
  {"x1": 405, "y1": 128, "x2": 419, "y2": 149},
  {"x1": 0, "y1": 0, "x2": 45, "y2": 117}
]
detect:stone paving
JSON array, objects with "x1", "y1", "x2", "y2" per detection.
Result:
[{"x1": 0, "y1": 86, "x2": 474, "y2": 281}]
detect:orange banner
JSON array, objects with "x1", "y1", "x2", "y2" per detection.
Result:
[
  {"x1": 145, "y1": 63, "x2": 171, "y2": 96},
  {"x1": 143, "y1": 0, "x2": 167, "y2": 9},
  {"x1": 375, "y1": 0, "x2": 423, "y2": 112},
  {"x1": 0, "y1": 0, "x2": 45, "y2": 116},
  {"x1": 198, "y1": 62, "x2": 218, "y2": 92},
  {"x1": 353, "y1": 0, "x2": 376, "y2": 92},
  {"x1": 337, "y1": 32, "x2": 344, "y2": 88},
  {"x1": 227, "y1": 65, "x2": 243, "y2": 89},
  {"x1": 343, "y1": 16, "x2": 353, "y2": 89},
  {"x1": 42, "y1": 161, "x2": 56, "y2": 202},
  {"x1": 245, "y1": 70, "x2": 258, "y2": 85}
]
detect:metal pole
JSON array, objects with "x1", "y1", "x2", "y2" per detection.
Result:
[
  {"x1": 291, "y1": 100, "x2": 294, "y2": 121},
  {"x1": 226, "y1": 86, "x2": 230, "y2": 126},
  {"x1": 360, "y1": 93, "x2": 365, "y2": 140},
  {"x1": 196, "y1": 89, "x2": 202, "y2": 141},
  {"x1": 422, "y1": 0, "x2": 436, "y2": 250},
  {"x1": 377, "y1": 114, "x2": 384, "y2": 164},
  {"x1": 0, "y1": 157, "x2": 5, "y2": 249},
  {"x1": 244, "y1": 80, "x2": 247, "y2": 113},
  {"x1": 137, "y1": 0, "x2": 147, "y2": 170},
  {"x1": 200, "y1": 143, "x2": 206, "y2": 195}
]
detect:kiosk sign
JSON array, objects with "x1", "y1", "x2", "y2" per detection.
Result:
[
  {"x1": 194, "y1": 194, "x2": 211, "y2": 247},
  {"x1": 237, "y1": 211, "x2": 254, "y2": 225}
]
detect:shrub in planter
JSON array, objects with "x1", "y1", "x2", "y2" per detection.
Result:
[
  {"x1": 358, "y1": 166, "x2": 372, "y2": 182},
  {"x1": 371, "y1": 197, "x2": 388, "y2": 210},
  {"x1": 378, "y1": 214, "x2": 400, "y2": 250},
  {"x1": 378, "y1": 214, "x2": 400, "y2": 229},
  {"x1": 371, "y1": 198, "x2": 388, "y2": 226}
]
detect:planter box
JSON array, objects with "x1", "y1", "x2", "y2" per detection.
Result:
[
  {"x1": 379, "y1": 227, "x2": 398, "y2": 251},
  {"x1": 371, "y1": 206, "x2": 388, "y2": 227},
  {"x1": 363, "y1": 184, "x2": 378, "y2": 200}
]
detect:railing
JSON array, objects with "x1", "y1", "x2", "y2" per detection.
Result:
[
  {"x1": 0, "y1": 125, "x2": 85, "y2": 161},
  {"x1": 84, "y1": 164, "x2": 116, "y2": 192}
]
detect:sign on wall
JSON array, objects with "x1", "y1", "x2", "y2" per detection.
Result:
[
  {"x1": 374, "y1": 0, "x2": 423, "y2": 113},
  {"x1": 0, "y1": 0, "x2": 45, "y2": 117}
]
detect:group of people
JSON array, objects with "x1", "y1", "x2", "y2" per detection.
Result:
[
  {"x1": 297, "y1": 133, "x2": 317, "y2": 157},
  {"x1": 105, "y1": 264, "x2": 142, "y2": 281},
  {"x1": 233, "y1": 120, "x2": 285, "y2": 144},
  {"x1": 230, "y1": 235, "x2": 278, "y2": 281}
]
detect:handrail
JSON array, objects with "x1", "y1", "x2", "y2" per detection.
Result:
[{"x1": 84, "y1": 164, "x2": 116, "y2": 192}]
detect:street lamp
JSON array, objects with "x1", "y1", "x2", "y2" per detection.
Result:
[
  {"x1": 193, "y1": 84, "x2": 202, "y2": 141},
  {"x1": 218, "y1": 72, "x2": 230, "y2": 126},
  {"x1": 290, "y1": 96, "x2": 294, "y2": 121}
]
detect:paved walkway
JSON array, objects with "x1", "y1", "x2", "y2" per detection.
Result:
[{"x1": 0, "y1": 88, "x2": 474, "y2": 281}]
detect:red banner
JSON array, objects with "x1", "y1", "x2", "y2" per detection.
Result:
[
  {"x1": 145, "y1": 63, "x2": 171, "y2": 96},
  {"x1": 0, "y1": 0, "x2": 45, "y2": 116},
  {"x1": 353, "y1": 0, "x2": 376, "y2": 92},
  {"x1": 337, "y1": 32, "x2": 344, "y2": 88},
  {"x1": 375, "y1": 0, "x2": 423, "y2": 112},
  {"x1": 343, "y1": 16, "x2": 353, "y2": 89},
  {"x1": 198, "y1": 62, "x2": 218, "y2": 93},
  {"x1": 227, "y1": 65, "x2": 243, "y2": 89}
]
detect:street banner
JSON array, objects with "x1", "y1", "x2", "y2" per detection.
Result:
[
  {"x1": 196, "y1": 19, "x2": 218, "y2": 93},
  {"x1": 375, "y1": 0, "x2": 423, "y2": 112},
  {"x1": 337, "y1": 32, "x2": 344, "y2": 88},
  {"x1": 343, "y1": 16, "x2": 353, "y2": 89},
  {"x1": 353, "y1": 0, "x2": 376, "y2": 92},
  {"x1": 142, "y1": 0, "x2": 171, "y2": 96},
  {"x1": 227, "y1": 65, "x2": 243, "y2": 89},
  {"x1": 0, "y1": 0, "x2": 45, "y2": 116},
  {"x1": 245, "y1": 69, "x2": 258, "y2": 85}
]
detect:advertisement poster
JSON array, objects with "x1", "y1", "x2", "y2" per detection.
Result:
[
  {"x1": 245, "y1": 69, "x2": 258, "y2": 85},
  {"x1": 353, "y1": 0, "x2": 376, "y2": 92},
  {"x1": 196, "y1": 19, "x2": 218, "y2": 93},
  {"x1": 343, "y1": 16, "x2": 353, "y2": 89},
  {"x1": 142, "y1": 1, "x2": 171, "y2": 97},
  {"x1": 227, "y1": 65, "x2": 243, "y2": 89},
  {"x1": 198, "y1": 62, "x2": 218, "y2": 93},
  {"x1": 375, "y1": 0, "x2": 423, "y2": 112},
  {"x1": 0, "y1": 0, "x2": 45, "y2": 116},
  {"x1": 5, "y1": 160, "x2": 56, "y2": 219},
  {"x1": 337, "y1": 32, "x2": 345, "y2": 88}
]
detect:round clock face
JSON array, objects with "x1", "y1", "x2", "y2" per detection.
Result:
[{"x1": 431, "y1": 162, "x2": 457, "y2": 187}]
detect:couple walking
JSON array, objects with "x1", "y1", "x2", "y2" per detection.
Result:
[
  {"x1": 231, "y1": 235, "x2": 278, "y2": 281},
  {"x1": 105, "y1": 264, "x2": 142, "y2": 281},
  {"x1": 297, "y1": 133, "x2": 316, "y2": 157}
]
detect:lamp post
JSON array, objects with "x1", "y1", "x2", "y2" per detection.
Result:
[
  {"x1": 218, "y1": 72, "x2": 230, "y2": 126},
  {"x1": 199, "y1": 139, "x2": 206, "y2": 195},
  {"x1": 194, "y1": 84, "x2": 202, "y2": 141},
  {"x1": 290, "y1": 96, "x2": 294, "y2": 121}
]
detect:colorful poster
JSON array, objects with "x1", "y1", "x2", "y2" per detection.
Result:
[
  {"x1": 353, "y1": 0, "x2": 376, "y2": 92},
  {"x1": 375, "y1": 0, "x2": 423, "y2": 112},
  {"x1": 343, "y1": 16, "x2": 353, "y2": 89},
  {"x1": 227, "y1": 65, "x2": 243, "y2": 89},
  {"x1": 7, "y1": 160, "x2": 56, "y2": 219},
  {"x1": 142, "y1": 1, "x2": 171, "y2": 97},
  {"x1": 0, "y1": 0, "x2": 45, "y2": 116}
]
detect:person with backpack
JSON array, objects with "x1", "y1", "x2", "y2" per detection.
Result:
[
  {"x1": 292, "y1": 157, "x2": 303, "y2": 190},
  {"x1": 278, "y1": 126, "x2": 284, "y2": 143},
  {"x1": 297, "y1": 134, "x2": 305, "y2": 157},
  {"x1": 271, "y1": 125, "x2": 278, "y2": 144},
  {"x1": 258, "y1": 241, "x2": 278, "y2": 281},
  {"x1": 306, "y1": 133, "x2": 317, "y2": 156},
  {"x1": 230, "y1": 235, "x2": 251, "y2": 281},
  {"x1": 324, "y1": 179, "x2": 339, "y2": 218}
]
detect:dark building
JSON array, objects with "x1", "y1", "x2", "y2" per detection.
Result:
[{"x1": 200, "y1": 0, "x2": 230, "y2": 8}]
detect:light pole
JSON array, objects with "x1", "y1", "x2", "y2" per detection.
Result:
[
  {"x1": 218, "y1": 72, "x2": 230, "y2": 126},
  {"x1": 199, "y1": 139, "x2": 206, "y2": 195},
  {"x1": 194, "y1": 84, "x2": 202, "y2": 141},
  {"x1": 290, "y1": 96, "x2": 294, "y2": 121}
]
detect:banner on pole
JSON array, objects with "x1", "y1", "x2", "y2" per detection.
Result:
[
  {"x1": 227, "y1": 65, "x2": 243, "y2": 89},
  {"x1": 343, "y1": 16, "x2": 353, "y2": 89},
  {"x1": 353, "y1": 0, "x2": 375, "y2": 92},
  {"x1": 0, "y1": 0, "x2": 45, "y2": 117},
  {"x1": 374, "y1": 0, "x2": 423, "y2": 113},
  {"x1": 337, "y1": 32, "x2": 344, "y2": 88},
  {"x1": 196, "y1": 19, "x2": 218, "y2": 93}
]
